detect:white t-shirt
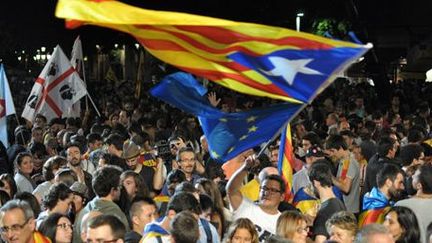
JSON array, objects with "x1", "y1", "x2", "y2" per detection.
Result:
[{"x1": 232, "y1": 198, "x2": 280, "y2": 242}]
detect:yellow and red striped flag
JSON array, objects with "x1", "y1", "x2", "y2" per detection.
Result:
[
  {"x1": 55, "y1": 0, "x2": 371, "y2": 103},
  {"x1": 278, "y1": 124, "x2": 295, "y2": 202},
  {"x1": 358, "y1": 207, "x2": 390, "y2": 227}
]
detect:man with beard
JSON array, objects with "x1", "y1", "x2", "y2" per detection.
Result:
[
  {"x1": 360, "y1": 164, "x2": 405, "y2": 226},
  {"x1": 309, "y1": 161, "x2": 346, "y2": 243},
  {"x1": 176, "y1": 147, "x2": 201, "y2": 184},
  {"x1": 122, "y1": 141, "x2": 155, "y2": 193},
  {"x1": 66, "y1": 143, "x2": 95, "y2": 199}
]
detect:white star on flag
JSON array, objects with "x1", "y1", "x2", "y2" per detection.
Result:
[{"x1": 260, "y1": 57, "x2": 323, "y2": 85}]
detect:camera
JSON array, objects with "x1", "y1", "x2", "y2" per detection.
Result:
[{"x1": 155, "y1": 139, "x2": 171, "y2": 161}]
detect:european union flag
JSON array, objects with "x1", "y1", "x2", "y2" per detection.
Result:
[{"x1": 150, "y1": 72, "x2": 303, "y2": 162}]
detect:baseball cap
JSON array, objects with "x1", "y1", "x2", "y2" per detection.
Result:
[{"x1": 305, "y1": 145, "x2": 326, "y2": 158}]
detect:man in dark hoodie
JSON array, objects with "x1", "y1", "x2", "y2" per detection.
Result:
[{"x1": 73, "y1": 165, "x2": 129, "y2": 243}]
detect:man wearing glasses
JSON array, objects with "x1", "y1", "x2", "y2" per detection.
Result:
[
  {"x1": 175, "y1": 147, "x2": 203, "y2": 184},
  {"x1": 226, "y1": 155, "x2": 285, "y2": 242},
  {"x1": 0, "y1": 199, "x2": 50, "y2": 243}
]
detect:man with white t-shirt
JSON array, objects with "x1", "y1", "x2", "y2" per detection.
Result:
[{"x1": 226, "y1": 155, "x2": 284, "y2": 242}]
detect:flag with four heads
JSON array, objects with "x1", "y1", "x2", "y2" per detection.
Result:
[
  {"x1": 0, "y1": 64, "x2": 16, "y2": 148},
  {"x1": 22, "y1": 45, "x2": 88, "y2": 123},
  {"x1": 55, "y1": 0, "x2": 372, "y2": 103},
  {"x1": 64, "y1": 36, "x2": 84, "y2": 118}
]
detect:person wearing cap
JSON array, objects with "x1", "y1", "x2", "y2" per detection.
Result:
[
  {"x1": 122, "y1": 141, "x2": 155, "y2": 193},
  {"x1": 292, "y1": 145, "x2": 326, "y2": 195},
  {"x1": 70, "y1": 182, "x2": 88, "y2": 215}
]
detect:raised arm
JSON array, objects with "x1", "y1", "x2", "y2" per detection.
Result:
[{"x1": 226, "y1": 156, "x2": 257, "y2": 210}]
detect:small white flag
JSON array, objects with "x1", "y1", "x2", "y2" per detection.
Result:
[
  {"x1": 64, "y1": 36, "x2": 84, "y2": 118},
  {"x1": 22, "y1": 45, "x2": 88, "y2": 122}
]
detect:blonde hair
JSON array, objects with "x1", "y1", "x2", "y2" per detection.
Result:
[
  {"x1": 276, "y1": 210, "x2": 307, "y2": 239},
  {"x1": 325, "y1": 211, "x2": 357, "y2": 237},
  {"x1": 224, "y1": 218, "x2": 259, "y2": 243}
]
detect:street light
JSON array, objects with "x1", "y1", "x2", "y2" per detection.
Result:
[{"x1": 296, "y1": 12, "x2": 304, "y2": 32}]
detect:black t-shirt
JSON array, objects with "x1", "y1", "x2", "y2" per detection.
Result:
[
  {"x1": 124, "y1": 231, "x2": 142, "y2": 243},
  {"x1": 138, "y1": 163, "x2": 155, "y2": 192},
  {"x1": 312, "y1": 197, "x2": 346, "y2": 239}
]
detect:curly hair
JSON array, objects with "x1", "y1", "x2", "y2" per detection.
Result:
[
  {"x1": 326, "y1": 211, "x2": 358, "y2": 239},
  {"x1": 42, "y1": 183, "x2": 73, "y2": 210}
]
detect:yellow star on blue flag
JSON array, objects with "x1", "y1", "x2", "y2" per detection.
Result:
[{"x1": 150, "y1": 72, "x2": 302, "y2": 162}]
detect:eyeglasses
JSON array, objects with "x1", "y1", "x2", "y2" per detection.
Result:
[
  {"x1": 0, "y1": 219, "x2": 29, "y2": 234},
  {"x1": 260, "y1": 186, "x2": 282, "y2": 194},
  {"x1": 57, "y1": 223, "x2": 73, "y2": 230},
  {"x1": 86, "y1": 239, "x2": 118, "y2": 243}
]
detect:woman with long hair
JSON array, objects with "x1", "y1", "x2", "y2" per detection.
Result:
[
  {"x1": 383, "y1": 206, "x2": 421, "y2": 243},
  {"x1": 223, "y1": 218, "x2": 259, "y2": 243},
  {"x1": 120, "y1": 170, "x2": 150, "y2": 201},
  {"x1": 0, "y1": 173, "x2": 18, "y2": 198},
  {"x1": 13, "y1": 152, "x2": 35, "y2": 193},
  {"x1": 276, "y1": 210, "x2": 309, "y2": 243},
  {"x1": 38, "y1": 213, "x2": 73, "y2": 243}
]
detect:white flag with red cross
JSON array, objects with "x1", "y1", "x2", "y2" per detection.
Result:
[
  {"x1": 22, "y1": 45, "x2": 88, "y2": 122},
  {"x1": 63, "y1": 36, "x2": 84, "y2": 118}
]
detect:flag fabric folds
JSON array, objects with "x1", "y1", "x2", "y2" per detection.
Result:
[
  {"x1": 359, "y1": 187, "x2": 391, "y2": 227},
  {"x1": 293, "y1": 187, "x2": 320, "y2": 215},
  {"x1": 0, "y1": 64, "x2": 16, "y2": 148},
  {"x1": 150, "y1": 72, "x2": 303, "y2": 162},
  {"x1": 64, "y1": 36, "x2": 84, "y2": 118},
  {"x1": 278, "y1": 124, "x2": 295, "y2": 201},
  {"x1": 358, "y1": 207, "x2": 390, "y2": 227},
  {"x1": 56, "y1": 0, "x2": 372, "y2": 103},
  {"x1": 22, "y1": 45, "x2": 88, "y2": 122}
]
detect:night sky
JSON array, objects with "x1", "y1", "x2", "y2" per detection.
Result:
[{"x1": 0, "y1": 1, "x2": 430, "y2": 59}]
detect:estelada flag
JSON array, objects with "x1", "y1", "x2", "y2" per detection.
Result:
[
  {"x1": 22, "y1": 45, "x2": 88, "y2": 122},
  {"x1": 55, "y1": 0, "x2": 372, "y2": 103}
]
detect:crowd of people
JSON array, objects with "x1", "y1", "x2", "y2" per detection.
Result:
[{"x1": 1, "y1": 76, "x2": 432, "y2": 243}]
